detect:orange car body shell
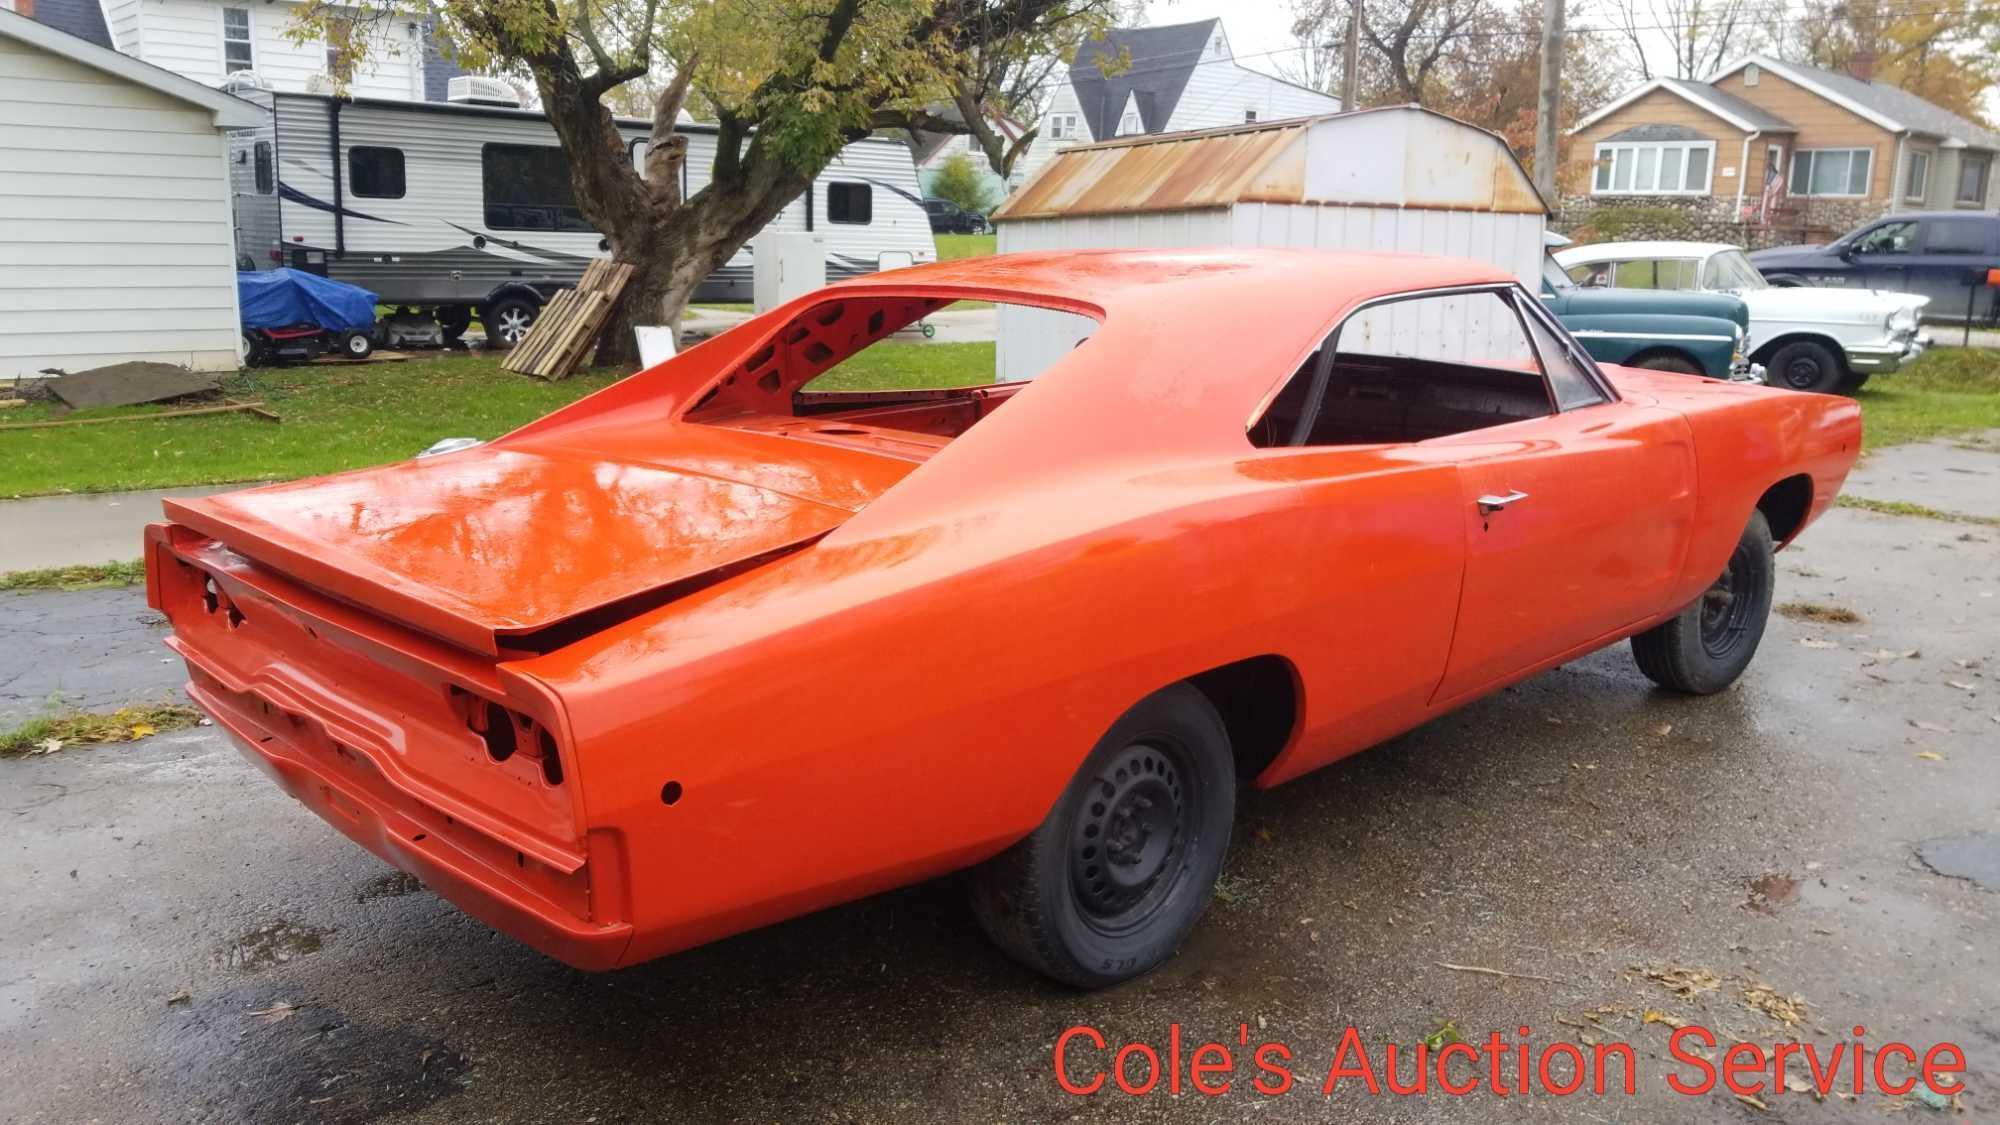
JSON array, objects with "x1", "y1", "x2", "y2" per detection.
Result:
[{"x1": 147, "y1": 249, "x2": 1860, "y2": 970}]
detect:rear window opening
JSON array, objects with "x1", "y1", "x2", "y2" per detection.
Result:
[
  {"x1": 684, "y1": 296, "x2": 1097, "y2": 461},
  {"x1": 1250, "y1": 287, "x2": 1601, "y2": 448}
]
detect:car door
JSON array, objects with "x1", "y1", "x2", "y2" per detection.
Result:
[
  {"x1": 1842, "y1": 218, "x2": 1918, "y2": 292},
  {"x1": 1909, "y1": 217, "x2": 1995, "y2": 315},
  {"x1": 1423, "y1": 293, "x2": 1698, "y2": 705}
]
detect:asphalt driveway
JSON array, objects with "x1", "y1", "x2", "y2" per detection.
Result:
[{"x1": 1, "y1": 455, "x2": 1994, "y2": 1122}]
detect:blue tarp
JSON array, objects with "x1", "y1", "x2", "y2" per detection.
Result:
[{"x1": 238, "y1": 269, "x2": 378, "y2": 332}]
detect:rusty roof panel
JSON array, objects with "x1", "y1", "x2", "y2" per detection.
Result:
[{"x1": 994, "y1": 106, "x2": 1549, "y2": 222}]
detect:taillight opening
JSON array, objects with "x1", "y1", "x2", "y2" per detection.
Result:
[{"x1": 452, "y1": 688, "x2": 563, "y2": 787}]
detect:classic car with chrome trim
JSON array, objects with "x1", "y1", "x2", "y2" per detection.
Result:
[
  {"x1": 1538, "y1": 236, "x2": 1756, "y2": 381},
  {"x1": 147, "y1": 249, "x2": 1861, "y2": 988},
  {"x1": 1555, "y1": 239, "x2": 1929, "y2": 394}
]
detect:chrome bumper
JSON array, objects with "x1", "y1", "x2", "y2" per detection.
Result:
[{"x1": 1845, "y1": 333, "x2": 1929, "y2": 374}]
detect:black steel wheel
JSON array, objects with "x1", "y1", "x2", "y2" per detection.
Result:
[
  {"x1": 971, "y1": 685, "x2": 1234, "y2": 988},
  {"x1": 437, "y1": 305, "x2": 473, "y2": 343},
  {"x1": 1632, "y1": 510, "x2": 1776, "y2": 694},
  {"x1": 1768, "y1": 339, "x2": 1845, "y2": 393}
]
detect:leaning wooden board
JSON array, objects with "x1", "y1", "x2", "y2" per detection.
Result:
[{"x1": 502, "y1": 261, "x2": 635, "y2": 380}]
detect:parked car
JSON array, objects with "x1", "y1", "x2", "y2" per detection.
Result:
[
  {"x1": 1749, "y1": 212, "x2": 2000, "y2": 324},
  {"x1": 1555, "y1": 240, "x2": 1928, "y2": 394},
  {"x1": 1539, "y1": 236, "x2": 1755, "y2": 380},
  {"x1": 924, "y1": 198, "x2": 990, "y2": 234},
  {"x1": 237, "y1": 268, "x2": 378, "y2": 365},
  {"x1": 149, "y1": 249, "x2": 1859, "y2": 988}
]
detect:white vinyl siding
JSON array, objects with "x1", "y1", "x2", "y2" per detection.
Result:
[
  {"x1": 1789, "y1": 148, "x2": 1872, "y2": 198},
  {"x1": 126, "y1": 0, "x2": 422, "y2": 99},
  {"x1": 1592, "y1": 141, "x2": 1713, "y2": 195},
  {"x1": 0, "y1": 31, "x2": 242, "y2": 376},
  {"x1": 1160, "y1": 59, "x2": 1338, "y2": 134}
]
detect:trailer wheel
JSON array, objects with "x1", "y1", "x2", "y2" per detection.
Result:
[
  {"x1": 437, "y1": 305, "x2": 472, "y2": 344},
  {"x1": 340, "y1": 330, "x2": 375, "y2": 360},
  {"x1": 483, "y1": 298, "x2": 538, "y2": 349}
]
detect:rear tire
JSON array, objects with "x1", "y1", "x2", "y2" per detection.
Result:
[
  {"x1": 1837, "y1": 370, "x2": 1871, "y2": 393},
  {"x1": 1633, "y1": 352, "x2": 1705, "y2": 375},
  {"x1": 970, "y1": 684, "x2": 1235, "y2": 989},
  {"x1": 1632, "y1": 510, "x2": 1775, "y2": 694},
  {"x1": 340, "y1": 329, "x2": 374, "y2": 360},
  {"x1": 1767, "y1": 339, "x2": 1846, "y2": 393}
]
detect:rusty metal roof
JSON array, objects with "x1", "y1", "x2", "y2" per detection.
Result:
[{"x1": 994, "y1": 105, "x2": 1548, "y2": 222}]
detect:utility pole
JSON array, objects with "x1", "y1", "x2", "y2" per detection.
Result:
[
  {"x1": 1341, "y1": 0, "x2": 1362, "y2": 110},
  {"x1": 1534, "y1": 0, "x2": 1565, "y2": 199}
]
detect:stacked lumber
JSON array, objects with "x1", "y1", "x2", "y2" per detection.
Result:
[{"x1": 501, "y1": 260, "x2": 636, "y2": 379}]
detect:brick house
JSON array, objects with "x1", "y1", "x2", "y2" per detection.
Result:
[{"x1": 1562, "y1": 54, "x2": 2000, "y2": 247}]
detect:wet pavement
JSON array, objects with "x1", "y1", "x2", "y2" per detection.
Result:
[
  {"x1": 0, "y1": 485, "x2": 236, "y2": 574},
  {"x1": 2, "y1": 490, "x2": 1996, "y2": 1121},
  {"x1": 1843, "y1": 428, "x2": 2000, "y2": 520}
]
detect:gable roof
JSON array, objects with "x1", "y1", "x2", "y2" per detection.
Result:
[
  {"x1": 1571, "y1": 76, "x2": 1796, "y2": 134},
  {"x1": 18, "y1": 0, "x2": 110, "y2": 49},
  {"x1": 1710, "y1": 54, "x2": 2000, "y2": 149},
  {"x1": 1068, "y1": 19, "x2": 1219, "y2": 142},
  {"x1": 0, "y1": 7, "x2": 264, "y2": 127}
]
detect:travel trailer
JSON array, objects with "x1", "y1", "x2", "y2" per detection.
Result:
[{"x1": 224, "y1": 80, "x2": 938, "y2": 345}]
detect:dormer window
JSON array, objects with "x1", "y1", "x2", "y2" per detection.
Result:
[{"x1": 1119, "y1": 109, "x2": 1140, "y2": 135}]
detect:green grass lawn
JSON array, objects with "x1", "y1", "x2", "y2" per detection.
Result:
[
  {"x1": 1855, "y1": 346, "x2": 2000, "y2": 450},
  {"x1": 935, "y1": 233, "x2": 996, "y2": 261},
  {"x1": 0, "y1": 343, "x2": 997, "y2": 498}
]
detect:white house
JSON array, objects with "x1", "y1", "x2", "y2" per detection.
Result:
[
  {"x1": 0, "y1": 6, "x2": 263, "y2": 378},
  {"x1": 5, "y1": 0, "x2": 457, "y2": 100},
  {"x1": 1015, "y1": 19, "x2": 1342, "y2": 185},
  {"x1": 914, "y1": 110, "x2": 1032, "y2": 206},
  {"x1": 992, "y1": 107, "x2": 1549, "y2": 382}
]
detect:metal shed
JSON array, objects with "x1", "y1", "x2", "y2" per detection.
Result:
[{"x1": 990, "y1": 105, "x2": 1549, "y2": 382}]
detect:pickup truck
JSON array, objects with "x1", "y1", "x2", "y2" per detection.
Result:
[{"x1": 1749, "y1": 211, "x2": 2000, "y2": 324}]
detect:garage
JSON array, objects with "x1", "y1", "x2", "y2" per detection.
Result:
[{"x1": 0, "y1": 8, "x2": 263, "y2": 380}]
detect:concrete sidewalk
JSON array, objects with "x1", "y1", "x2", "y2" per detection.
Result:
[{"x1": 0, "y1": 485, "x2": 236, "y2": 573}]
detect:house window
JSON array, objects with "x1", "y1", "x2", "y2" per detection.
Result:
[
  {"x1": 1047, "y1": 113, "x2": 1078, "y2": 140},
  {"x1": 826, "y1": 182, "x2": 871, "y2": 224},
  {"x1": 1789, "y1": 148, "x2": 1873, "y2": 198},
  {"x1": 1744, "y1": 64, "x2": 1759, "y2": 86},
  {"x1": 253, "y1": 141, "x2": 272, "y2": 194},
  {"x1": 1244, "y1": 108, "x2": 1258, "y2": 123},
  {"x1": 1905, "y1": 151, "x2": 1931, "y2": 201},
  {"x1": 481, "y1": 144, "x2": 589, "y2": 232},
  {"x1": 349, "y1": 146, "x2": 404, "y2": 199},
  {"x1": 222, "y1": 7, "x2": 253, "y2": 71},
  {"x1": 1957, "y1": 153, "x2": 1991, "y2": 205},
  {"x1": 1592, "y1": 142, "x2": 1713, "y2": 195},
  {"x1": 1118, "y1": 109, "x2": 1140, "y2": 135}
]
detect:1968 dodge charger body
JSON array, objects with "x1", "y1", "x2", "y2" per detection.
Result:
[{"x1": 147, "y1": 249, "x2": 1860, "y2": 987}]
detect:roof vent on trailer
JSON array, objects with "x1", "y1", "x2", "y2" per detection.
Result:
[
  {"x1": 447, "y1": 76, "x2": 523, "y2": 108},
  {"x1": 222, "y1": 69, "x2": 268, "y2": 92}
]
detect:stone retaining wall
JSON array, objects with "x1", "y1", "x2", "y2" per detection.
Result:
[{"x1": 1553, "y1": 193, "x2": 1888, "y2": 249}]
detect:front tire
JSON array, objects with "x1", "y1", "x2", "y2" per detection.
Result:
[
  {"x1": 971, "y1": 684, "x2": 1235, "y2": 988},
  {"x1": 1632, "y1": 510, "x2": 1775, "y2": 694},
  {"x1": 1767, "y1": 339, "x2": 1846, "y2": 393}
]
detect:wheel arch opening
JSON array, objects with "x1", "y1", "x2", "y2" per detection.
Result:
[
  {"x1": 1185, "y1": 654, "x2": 1300, "y2": 782},
  {"x1": 1625, "y1": 346, "x2": 1704, "y2": 372},
  {"x1": 1758, "y1": 473, "x2": 1814, "y2": 545}
]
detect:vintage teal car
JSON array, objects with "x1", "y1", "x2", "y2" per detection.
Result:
[{"x1": 1539, "y1": 236, "x2": 1756, "y2": 380}]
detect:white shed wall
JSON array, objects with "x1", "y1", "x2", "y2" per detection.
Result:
[
  {"x1": 995, "y1": 209, "x2": 1233, "y2": 382},
  {"x1": 0, "y1": 32, "x2": 241, "y2": 376}
]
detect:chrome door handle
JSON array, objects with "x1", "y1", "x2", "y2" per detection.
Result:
[{"x1": 1476, "y1": 490, "x2": 1529, "y2": 515}]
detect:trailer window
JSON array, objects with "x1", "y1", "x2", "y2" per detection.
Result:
[
  {"x1": 253, "y1": 142, "x2": 273, "y2": 195},
  {"x1": 349, "y1": 146, "x2": 405, "y2": 199},
  {"x1": 482, "y1": 143, "x2": 591, "y2": 232},
  {"x1": 827, "y1": 182, "x2": 872, "y2": 224}
]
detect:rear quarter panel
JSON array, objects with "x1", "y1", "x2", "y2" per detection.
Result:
[{"x1": 516, "y1": 449, "x2": 1466, "y2": 965}]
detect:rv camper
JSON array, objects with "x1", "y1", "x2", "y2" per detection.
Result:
[{"x1": 223, "y1": 77, "x2": 938, "y2": 346}]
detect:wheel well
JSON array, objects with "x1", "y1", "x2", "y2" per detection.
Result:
[
  {"x1": 1186, "y1": 655, "x2": 1300, "y2": 781},
  {"x1": 482, "y1": 285, "x2": 543, "y2": 311},
  {"x1": 1626, "y1": 346, "x2": 1702, "y2": 369},
  {"x1": 1749, "y1": 332, "x2": 1841, "y2": 365},
  {"x1": 1757, "y1": 474, "x2": 1814, "y2": 544}
]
